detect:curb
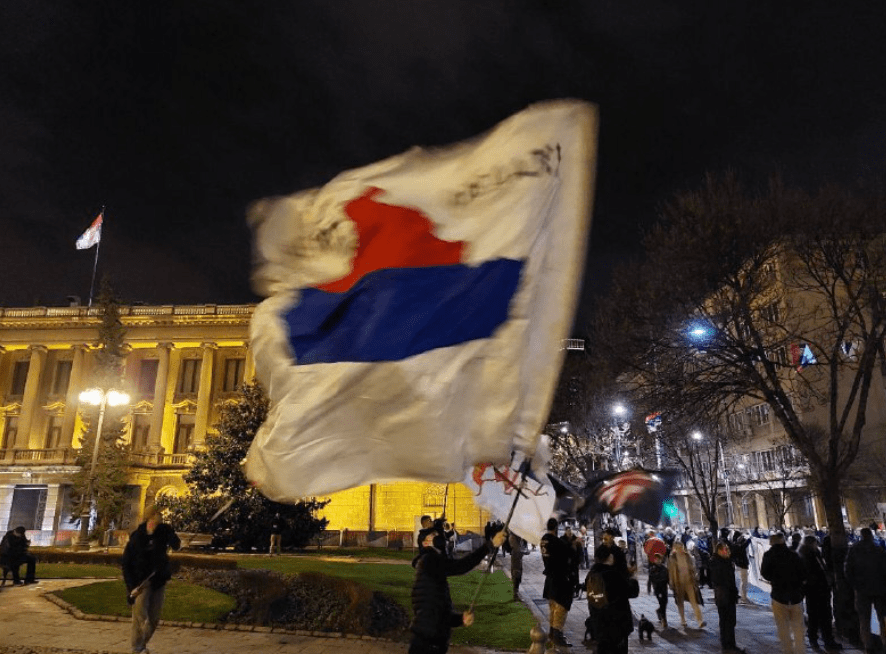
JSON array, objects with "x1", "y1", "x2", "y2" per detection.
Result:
[{"x1": 41, "y1": 589, "x2": 395, "y2": 643}]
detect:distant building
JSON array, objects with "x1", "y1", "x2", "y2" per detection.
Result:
[{"x1": 0, "y1": 303, "x2": 490, "y2": 544}]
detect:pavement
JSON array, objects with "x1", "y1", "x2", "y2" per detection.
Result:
[{"x1": 0, "y1": 550, "x2": 872, "y2": 654}]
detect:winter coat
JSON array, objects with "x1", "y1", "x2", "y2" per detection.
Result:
[
  {"x1": 588, "y1": 557, "x2": 635, "y2": 645},
  {"x1": 844, "y1": 538, "x2": 886, "y2": 598},
  {"x1": 647, "y1": 561, "x2": 669, "y2": 594},
  {"x1": 0, "y1": 530, "x2": 29, "y2": 564},
  {"x1": 709, "y1": 554, "x2": 738, "y2": 606},
  {"x1": 541, "y1": 531, "x2": 575, "y2": 609},
  {"x1": 761, "y1": 543, "x2": 806, "y2": 605},
  {"x1": 668, "y1": 543, "x2": 700, "y2": 603},
  {"x1": 799, "y1": 544, "x2": 830, "y2": 595},
  {"x1": 121, "y1": 522, "x2": 181, "y2": 592},
  {"x1": 410, "y1": 541, "x2": 491, "y2": 641},
  {"x1": 731, "y1": 534, "x2": 750, "y2": 570}
]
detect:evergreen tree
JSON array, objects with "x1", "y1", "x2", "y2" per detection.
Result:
[
  {"x1": 71, "y1": 279, "x2": 131, "y2": 536},
  {"x1": 156, "y1": 380, "x2": 328, "y2": 550}
]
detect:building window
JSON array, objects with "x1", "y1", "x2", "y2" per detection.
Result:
[
  {"x1": 1, "y1": 416, "x2": 18, "y2": 449},
  {"x1": 138, "y1": 360, "x2": 159, "y2": 396},
  {"x1": 174, "y1": 414, "x2": 196, "y2": 453},
  {"x1": 727, "y1": 411, "x2": 746, "y2": 432},
  {"x1": 132, "y1": 414, "x2": 151, "y2": 450},
  {"x1": 771, "y1": 346, "x2": 788, "y2": 366},
  {"x1": 51, "y1": 360, "x2": 73, "y2": 397},
  {"x1": 749, "y1": 403, "x2": 770, "y2": 426},
  {"x1": 761, "y1": 302, "x2": 781, "y2": 324},
  {"x1": 177, "y1": 359, "x2": 201, "y2": 394},
  {"x1": 44, "y1": 414, "x2": 63, "y2": 449},
  {"x1": 10, "y1": 360, "x2": 29, "y2": 396},
  {"x1": 8, "y1": 485, "x2": 48, "y2": 531},
  {"x1": 222, "y1": 358, "x2": 245, "y2": 392}
]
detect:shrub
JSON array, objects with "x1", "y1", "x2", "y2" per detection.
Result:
[{"x1": 177, "y1": 568, "x2": 409, "y2": 637}]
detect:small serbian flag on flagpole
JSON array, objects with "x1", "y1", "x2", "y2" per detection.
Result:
[
  {"x1": 75, "y1": 212, "x2": 103, "y2": 250},
  {"x1": 244, "y1": 99, "x2": 598, "y2": 502}
]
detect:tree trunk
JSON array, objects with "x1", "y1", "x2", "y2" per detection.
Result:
[{"x1": 820, "y1": 476, "x2": 860, "y2": 645}]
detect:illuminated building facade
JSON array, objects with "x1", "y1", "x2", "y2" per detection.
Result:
[{"x1": 0, "y1": 303, "x2": 489, "y2": 544}]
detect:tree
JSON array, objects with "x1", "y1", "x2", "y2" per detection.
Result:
[
  {"x1": 71, "y1": 280, "x2": 131, "y2": 536},
  {"x1": 594, "y1": 174, "x2": 886, "y2": 640},
  {"x1": 156, "y1": 380, "x2": 328, "y2": 550}
]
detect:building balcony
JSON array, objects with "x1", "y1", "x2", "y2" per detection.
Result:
[
  {"x1": 0, "y1": 447, "x2": 78, "y2": 465},
  {"x1": 128, "y1": 451, "x2": 194, "y2": 468}
]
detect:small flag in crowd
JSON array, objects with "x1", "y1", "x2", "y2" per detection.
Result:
[
  {"x1": 792, "y1": 343, "x2": 817, "y2": 371},
  {"x1": 645, "y1": 412, "x2": 662, "y2": 432},
  {"x1": 75, "y1": 212, "x2": 103, "y2": 250},
  {"x1": 465, "y1": 452, "x2": 556, "y2": 545},
  {"x1": 243, "y1": 100, "x2": 598, "y2": 502}
]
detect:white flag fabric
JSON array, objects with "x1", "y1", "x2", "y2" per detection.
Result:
[
  {"x1": 75, "y1": 212, "x2": 103, "y2": 250},
  {"x1": 245, "y1": 99, "x2": 597, "y2": 502},
  {"x1": 464, "y1": 450, "x2": 557, "y2": 545}
]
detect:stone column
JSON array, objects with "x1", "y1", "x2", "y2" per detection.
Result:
[
  {"x1": 193, "y1": 342, "x2": 216, "y2": 447},
  {"x1": 755, "y1": 493, "x2": 768, "y2": 529},
  {"x1": 148, "y1": 343, "x2": 173, "y2": 453},
  {"x1": 244, "y1": 341, "x2": 255, "y2": 383},
  {"x1": 60, "y1": 345, "x2": 88, "y2": 449},
  {"x1": 16, "y1": 345, "x2": 47, "y2": 449}
]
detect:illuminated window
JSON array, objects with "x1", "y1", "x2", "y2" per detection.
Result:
[
  {"x1": 749, "y1": 403, "x2": 770, "y2": 425},
  {"x1": 44, "y1": 414, "x2": 63, "y2": 449},
  {"x1": 222, "y1": 358, "x2": 245, "y2": 392},
  {"x1": 132, "y1": 414, "x2": 151, "y2": 450},
  {"x1": 10, "y1": 360, "x2": 28, "y2": 396},
  {"x1": 2, "y1": 416, "x2": 18, "y2": 449},
  {"x1": 138, "y1": 360, "x2": 159, "y2": 396},
  {"x1": 174, "y1": 414, "x2": 195, "y2": 453},
  {"x1": 51, "y1": 360, "x2": 73, "y2": 396},
  {"x1": 177, "y1": 359, "x2": 201, "y2": 394}
]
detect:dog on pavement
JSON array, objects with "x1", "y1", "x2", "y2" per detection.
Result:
[{"x1": 638, "y1": 615, "x2": 656, "y2": 641}]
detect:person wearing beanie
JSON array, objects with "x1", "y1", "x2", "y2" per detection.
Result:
[
  {"x1": 409, "y1": 522, "x2": 505, "y2": 653},
  {"x1": 121, "y1": 505, "x2": 181, "y2": 654},
  {"x1": 761, "y1": 532, "x2": 807, "y2": 654}
]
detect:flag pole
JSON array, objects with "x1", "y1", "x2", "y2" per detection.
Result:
[
  {"x1": 468, "y1": 461, "x2": 531, "y2": 612},
  {"x1": 87, "y1": 206, "x2": 104, "y2": 307}
]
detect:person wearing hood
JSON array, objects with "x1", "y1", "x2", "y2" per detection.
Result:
[
  {"x1": 409, "y1": 523, "x2": 505, "y2": 654},
  {"x1": 586, "y1": 527, "x2": 635, "y2": 654},
  {"x1": 121, "y1": 505, "x2": 181, "y2": 654}
]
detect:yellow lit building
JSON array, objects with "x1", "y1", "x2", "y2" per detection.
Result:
[{"x1": 0, "y1": 303, "x2": 490, "y2": 545}]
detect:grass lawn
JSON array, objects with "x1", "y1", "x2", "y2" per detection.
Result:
[
  {"x1": 54, "y1": 579, "x2": 236, "y2": 623},
  {"x1": 38, "y1": 563, "x2": 121, "y2": 579},
  {"x1": 239, "y1": 555, "x2": 536, "y2": 651}
]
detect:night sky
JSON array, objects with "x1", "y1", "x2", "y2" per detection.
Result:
[{"x1": 2, "y1": 1, "x2": 885, "y2": 331}]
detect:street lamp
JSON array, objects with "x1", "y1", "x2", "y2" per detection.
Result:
[
  {"x1": 74, "y1": 388, "x2": 130, "y2": 550},
  {"x1": 690, "y1": 430, "x2": 733, "y2": 526},
  {"x1": 612, "y1": 404, "x2": 628, "y2": 470}
]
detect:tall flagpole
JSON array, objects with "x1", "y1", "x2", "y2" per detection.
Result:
[{"x1": 87, "y1": 206, "x2": 104, "y2": 307}]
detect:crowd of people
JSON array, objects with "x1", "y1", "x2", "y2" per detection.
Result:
[{"x1": 531, "y1": 518, "x2": 886, "y2": 654}]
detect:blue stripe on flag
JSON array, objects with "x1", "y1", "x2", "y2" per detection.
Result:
[{"x1": 285, "y1": 258, "x2": 523, "y2": 363}]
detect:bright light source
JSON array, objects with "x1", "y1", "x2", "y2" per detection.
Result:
[
  {"x1": 560, "y1": 425, "x2": 569, "y2": 434},
  {"x1": 107, "y1": 390, "x2": 130, "y2": 406},
  {"x1": 692, "y1": 431, "x2": 703, "y2": 441},
  {"x1": 612, "y1": 404, "x2": 626, "y2": 416},
  {"x1": 79, "y1": 388, "x2": 103, "y2": 405}
]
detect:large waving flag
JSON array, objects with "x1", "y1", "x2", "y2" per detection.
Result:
[
  {"x1": 245, "y1": 100, "x2": 597, "y2": 502},
  {"x1": 75, "y1": 211, "x2": 103, "y2": 250}
]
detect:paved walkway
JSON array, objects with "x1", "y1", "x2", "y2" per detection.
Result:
[
  {"x1": 508, "y1": 548, "x2": 866, "y2": 653},
  {"x1": 0, "y1": 550, "x2": 871, "y2": 654}
]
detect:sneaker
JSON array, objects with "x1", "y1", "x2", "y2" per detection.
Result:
[{"x1": 23, "y1": 579, "x2": 38, "y2": 585}]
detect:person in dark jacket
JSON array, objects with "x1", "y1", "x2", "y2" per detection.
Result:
[
  {"x1": 761, "y1": 532, "x2": 807, "y2": 654},
  {"x1": 844, "y1": 527, "x2": 886, "y2": 654},
  {"x1": 0, "y1": 526, "x2": 37, "y2": 585},
  {"x1": 121, "y1": 505, "x2": 181, "y2": 654},
  {"x1": 731, "y1": 531, "x2": 751, "y2": 603},
  {"x1": 508, "y1": 532, "x2": 525, "y2": 601},
  {"x1": 799, "y1": 534, "x2": 842, "y2": 650},
  {"x1": 587, "y1": 531, "x2": 634, "y2": 654},
  {"x1": 647, "y1": 552, "x2": 670, "y2": 629},
  {"x1": 710, "y1": 540, "x2": 744, "y2": 653},
  {"x1": 541, "y1": 518, "x2": 576, "y2": 647},
  {"x1": 269, "y1": 513, "x2": 285, "y2": 556},
  {"x1": 409, "y1": 524, "x2": 505, "y2": 654}
]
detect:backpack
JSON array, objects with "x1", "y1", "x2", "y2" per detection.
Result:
[{"x1": 585, "y1": 570, "x2": 608, "y2": 609}]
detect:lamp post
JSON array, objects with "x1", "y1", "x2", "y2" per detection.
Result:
[
  {"x1": 74, "y1": 388, "x2": 130, "y2": 550},
  {"x1": 612, "y1": 404, "x2": 627, "y2": 470}
]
